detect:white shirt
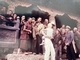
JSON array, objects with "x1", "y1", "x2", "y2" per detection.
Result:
[{"x1": 47, "y1": 28, "x2": 53, "y2": 37}]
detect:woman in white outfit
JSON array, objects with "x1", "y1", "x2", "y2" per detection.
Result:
[{"x1": 43, "y1": 23, "x2": 55, "y2": 60}]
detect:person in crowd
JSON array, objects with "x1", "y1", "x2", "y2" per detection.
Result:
[
  {"x1": 5, "y1": 17, "x2": 15, "y2": 26},
  {"x1": 19, "y1": 15, "x2": 26, "y2": 38},
  {"x1": 31, "y1": 17, "x2": 37, "y2": 54},
  {"x1": 5, "y1": 10, "x2": 13, "y2": 20},
  {"x1": 60, "y1": 24, "x2": 66, "y2": 54},
  {"x1": 43, "y1": 19, "x2": 49, "y2": 28},
  {"x1": 35, "y1": 17, "x2": 44, "y2": 54},
  {"x1": 20, "y1": 15, "x2": 26, "y2": 27},
  {"x1": 40, "y1": 19, "x2": 49, "y2": 45},
  {"x1": 60, "y1": 25, "x2": 66, "y2": 36},
  {"x1": 65, "y1": 26, "x2": 76, "y2": 60},
  {"x1": 5, "y1": 10, "x2": 15, "y2": 26},
  {"x1": 13, "y1": 13, "x2": 17, "y2": 20},
  {"x1": 54, "y1": 29, "x2": 62, "y2": 60},
  {"x1": 44, "y1": 23, "x2": 55, "y2": 60},
  {"x1": 20, "y1": 17, "x2": 32, "y2": 54},
  {"x1": 20, "y1": 15, "x2": 26, "y2": 31},
  {"x1": 32, "y1": 22, "x2": 39, "y2": 54},
  {"x1": 20, "y1": 17, "x2": 32, "y2": 52},
  {"x1": 32, "y1": 17, "x2": 36, "y2": 27},
  {"x1": 0, "y1": 15, "x2": 6, "y2": 24},
  {"x1": 73, "y1": 27, "x2": 80, "y2": 56},
  {"x1": 0, "y1": 6, "x2": 6, "y2": 14},
  {"x1": 60, "y1": 24, "x2": 66, "y2": 39},
  {"x1": 6, "y1": 10, "x2": 13, "y2": 17}
]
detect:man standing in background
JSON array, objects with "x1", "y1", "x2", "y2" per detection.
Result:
[{"x1": 65, "y1": 26, "x2": 76, "y2": 60}]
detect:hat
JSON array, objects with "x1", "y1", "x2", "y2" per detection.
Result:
[
  {"x1": 50, "y1": 22, "x2": 55, "y2": 26},
  {"x1": 66, "y1": 25, "x2": 71, "y2": 29}
]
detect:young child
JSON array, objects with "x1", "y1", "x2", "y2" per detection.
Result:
[{"x1": 40, "y1": 27, "x2": 47, "y2": 45}]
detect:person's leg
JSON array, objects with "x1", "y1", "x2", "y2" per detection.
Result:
[
  {"x1": 36, "y1": 35, "x2": 39, "y2": 54},
  {"x1": 44, "y1": 38, "x2": 51, "y2": 60},
  {"x1": 18, "y1": 39, "x2": 20, "y2": 48},
  {"x1": 70, "y1": 43, "x2": 76, "y2": 60},
  {"x1": 55, "y1": 45, "x2": 58, "y2": 60},
  {"x1": 32, "y1": 40, "x2": 37, "y2": 54},
  {"x1": 26, "y1": 40, "x2": 31, "y2": 52},
  {"x1": 38, "y1": 35, "x2": 43, "y2": 54},
  {"x1": 28, "y1": 34, "x2": 33, "y2": 52},
  {"x1": 50, "y1": 41, "x2": 55, "y2": 60},
  {"x1": 20, "y1": 40, "x2": 28, "y2": 52},
  {"x1": 67, "y1": 45, "x2": 72, "y2": 60},
  {"x1": 58, "y1": 45, "x2": 62, "y2": 60}
]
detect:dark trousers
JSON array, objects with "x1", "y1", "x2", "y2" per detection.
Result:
[
  {"x1": 32, "y1": 40, "x2": 37, "y2": 53},
  {"x1": 36, "y1": 35, "x2": 43, "y2": 54},
  {"x1": 28, "y1": 33, "x2": 33, "y2": 52},
  {"x1": 67, "y1": 43, "x2": 76, "y2": 60},
  {"x1": 55, "y1": 44, "x2": 62, "y2": 60}
]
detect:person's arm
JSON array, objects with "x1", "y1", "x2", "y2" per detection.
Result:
[
  {"x1": 69, "y1": 31, "x2": 74, "y2": 44},
  {"x1": 40, "y1": 29, "x2": 46, "y2": 36},
  {"x1": 33, "y1": 27, "x2": 36, "y2": 40},
  {"x1": 23, "y1": 24, "x2": 31, "y2": 33},
  {"x1": 37, "y1": 24, "x2": 44, "y2": 32}
]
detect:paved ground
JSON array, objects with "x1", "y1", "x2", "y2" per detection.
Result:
[
  {"x1": 4, "y1": 54, "x2": 80, "y2": 60},
  {"x1": 6, "y1": 54, "x2": 43, "y2": 60},
  {"x1": 0, "y1": 48, "x2": 80, "y2": 60}
]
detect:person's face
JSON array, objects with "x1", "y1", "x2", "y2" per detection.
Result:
[
  {"x1": 21, "y1": 16, "x2": 25, "y2": 20},
  {"x1": 35, "y1": 23, "x2": 39, "y2": 27},
  {"x1": 62, "y1": 25, "x2": 65, "y2": 28},
  {"x1": 37, "y1": 17, "x2": 42, "y2": 22},
  {"x1": 56, "y1": 30, "x2": 59, "y2": 34},
  {"x1": 28, "y1": 18, "x2": 32, "y2": 23},
  {"x1": 44, "y1": 19, "x2": 48, "y2": 24},
  {"x1": 14, "y1": 14, "x2": 17, "y2": 17},
  {"x1": 1, "y1": 16, "x2": 5, "y2": 20},
  {"x1": 7, "y1": 10, "x2": 13, "y2": 15},
  {"x1": 65, "y1": 28, "x2": 69, "y2": 33},
  {"x1": 1, "y1": 7, "x2": 6, "y2": 11},
  {"x1": 73, "y1": 28, "x2": 77, "y2": 32},
  {"x1": 32, "y1": 19, "x2": 35, "y2": 23}
]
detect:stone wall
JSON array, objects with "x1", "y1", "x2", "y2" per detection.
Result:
[{"x1": 0, "y1": 23, "x2": 19, "y2": 48}]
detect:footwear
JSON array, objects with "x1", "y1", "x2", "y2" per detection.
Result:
[
  {"x1": 28, "y1": 52, "x2": 32, "y2": 54},
  {"x1": 24, "y1": 52, "x2": 29, "y2": 55},
  {"x1": 33, "y1": 53, "x2": 36, "y2": 55},
  {"x1": 40, "y1": 42, "x2": 44, "y2": 45}
]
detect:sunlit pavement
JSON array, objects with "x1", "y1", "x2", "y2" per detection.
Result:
[{"x1": 5, "y1": 53, "x2": 80, "y2": 60}]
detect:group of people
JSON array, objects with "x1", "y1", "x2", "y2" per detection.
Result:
[
  {"x1": 0, "y1": 10, "x2": 80, "y2": 60},
  {"x1": 19, "y1": 16, "x2": 56, "y2": 60},
  {"x1": 0, "y1": 10, "x2": 18, "y2": 27},
  {"x1": 19, "y1": 14, "x2": 80, "y2": 60},
  {"x1": 53, "y1": 25, "x2": 80, "y2": 60}
]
